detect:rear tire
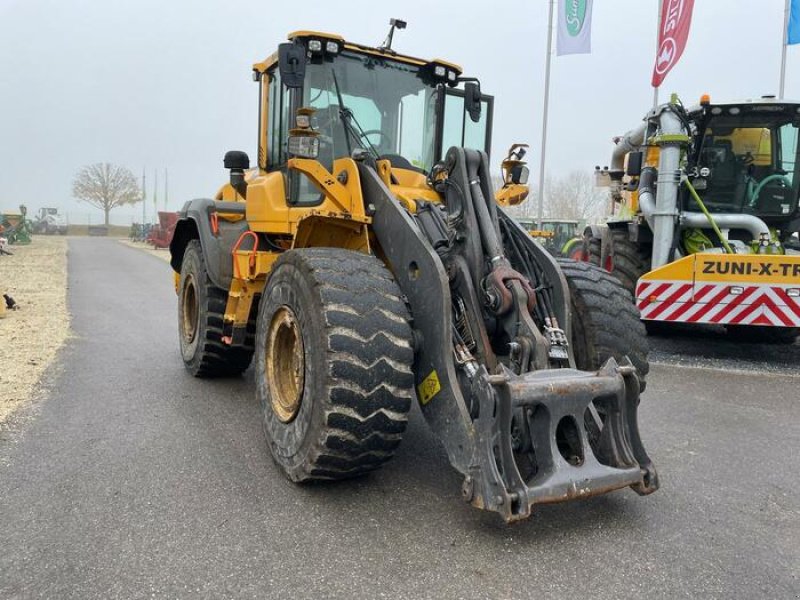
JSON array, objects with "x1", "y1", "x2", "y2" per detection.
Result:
[
  {"x1": 178, "y1": 240, "x2": 254, "y2": 377},
  {"x1": 256, "y1": 248, "x2": 415, "y2": 482},
  {"x1": 558, "y1": 259, "x2": 650, "y2": 391},
  {"x1": 726, "y1": 325, "x2": 799, "y2": 344},
  {"x1": 587, "y1": 229, "x2": 651, "y2": 297}
]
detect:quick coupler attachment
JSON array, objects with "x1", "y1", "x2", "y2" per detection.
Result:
[{"x1": 463, "y1": 358, "x2": 659, "y2": 522}]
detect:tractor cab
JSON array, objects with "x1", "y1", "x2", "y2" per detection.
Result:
[
  {"x1": 686, "y1": 99, "x2": 800, "y2": 230},
  {"x1": 248, "y1": 31, "x2": 495, "y2": 206}
]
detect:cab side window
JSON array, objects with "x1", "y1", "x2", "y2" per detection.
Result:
[
  {"x1": 267, "y1": 69, "x2": 290, "y2": 169},
  {"x1": 437, "y1": 89, "x2": 493, "y2": 160}
]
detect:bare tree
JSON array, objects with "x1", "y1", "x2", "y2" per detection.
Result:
[
  {"x1": 544, "y1": 170, "x2": 607, "y2": 222},
  {"x1": 72, "y1": 163, "x2": 141, "y2": 225}
]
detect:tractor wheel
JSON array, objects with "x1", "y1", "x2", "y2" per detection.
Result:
[
  {"x1": 256, "y1": 248, "x2": 415, "y2": 482},
  {"x1": 587, "y1": 229, "x2": 651, "y2": 297},
  {"x1": 726, "y1": 325, "x2": 799, "y2": 344},
  {"x1": 560, "y1": 237, "x2": 586, "y2": 261},
  {"x1": 557, "y1": 258, "x2": 650, "y2": 391},
  {"x1": 178, "y1": 240, "x2": 254, "y2": 377}
]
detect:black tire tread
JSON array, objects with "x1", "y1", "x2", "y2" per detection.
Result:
[
  {"x1": 587, "y1": 229, "x2": 651, "y2": 296},
  {"x1": 263, "y1": 248, "x2": 414, "y2": 481},
  {"x1": 181, "y1": 240, "x2": 254, "y2": 377},
  {"x1": 557, "y1": 258, "x2": 650, "y2": 390}
]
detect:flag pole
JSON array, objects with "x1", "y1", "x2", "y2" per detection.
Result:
[
  {"x1": 141, "y1": 169, "x2": 146, "y2": 227},
  {"x1": 153, "y1": 168, "x2": 158, "y2": 223},
  {"x1": 537, "y1": 0, "x2": 555, "y2": 230},
  {"x1": 653, "y1": 0, "x2": 664, "y2": 107},
  {"x1": 780, "y1": 0, "x2": 790, "y2": 98}
]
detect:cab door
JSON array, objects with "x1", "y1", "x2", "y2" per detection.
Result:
[{"x1": 435, "y1": 87, "x2": 494, "y2": 160}]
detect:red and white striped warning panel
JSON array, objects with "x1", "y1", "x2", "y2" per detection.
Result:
[{"x1": 636, "y1": 280, "x2": 800, "y2": 326}]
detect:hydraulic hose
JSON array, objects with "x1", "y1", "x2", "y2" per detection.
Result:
[
  {"x1": 465, "y1": 153, "x2": 505, "y2": 261},
  {"x1": 683, "y1": 178, "x2": 735, "y2": 255}
]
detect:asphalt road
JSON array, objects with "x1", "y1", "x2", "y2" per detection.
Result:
[{"x1": 1, "y1": 238, "x2": 798, "y2": 599}]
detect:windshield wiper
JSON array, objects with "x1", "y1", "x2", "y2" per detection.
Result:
[{"x1": 330, "y1": 69, "x2": 380, "y2": 160}]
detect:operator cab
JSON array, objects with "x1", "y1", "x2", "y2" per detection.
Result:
[
  {"x1": 687, "y1": 99, "x2": 800, "y2": 226},
  {"x1": 254, "y1": 30, "x2": 494, "y2": 205}
]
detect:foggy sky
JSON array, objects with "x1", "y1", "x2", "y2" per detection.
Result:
[{"x1": 0, "y1": 0, "x2": 796, "y2": 224}]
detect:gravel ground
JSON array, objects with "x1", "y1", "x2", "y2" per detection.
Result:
[
  {"x1": 648, "y1": 323, "x2": 799, "y2": 376},
  {"x1": 0, "y1": 237, "x2": 69, "y2": 423}
]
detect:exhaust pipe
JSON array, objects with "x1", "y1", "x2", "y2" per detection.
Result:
[
  {"x1": 610, "y1": 122, "x2": 647, "y2": 177},
  {"x1": 649, "y1": 108, "x2": 684, "y2": 268},
  {"x1": 680, "y1": 213, "x2": 769, "y2": 242}
]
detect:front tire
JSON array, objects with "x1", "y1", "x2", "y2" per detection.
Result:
[
  {"x1": 558, "y1": 259, "x2": 650, "y2": 391},
  {"x1": 256, "y1": 248, "x2": 415, "y2": 482},
  {"x1": 587, "y1": 229, "x2": 651, "y2": 297}
]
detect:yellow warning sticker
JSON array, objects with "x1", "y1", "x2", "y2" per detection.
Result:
[{"x1": 417, "y1": 370, "x2": 441, "y2": 405}]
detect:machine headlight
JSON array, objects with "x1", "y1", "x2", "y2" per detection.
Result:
[
  {"x1": 447, "y1": 70, "x2": 457, "y2": 82},
  {"x1": 788, "y1": 288, "x2": 800, "y2": 297},
  {"x1": 325, "y1": 40, "x2": 340, "y2": 54},
  {"x1": 434, "y1": 65, "x2": 446, "y2": 77},
  {"x1": 288, "y1": 135, "x2": 320, "y2": 159},
  {"x1": 308, "y1": 39, "x2": 323, "y2": 53}
]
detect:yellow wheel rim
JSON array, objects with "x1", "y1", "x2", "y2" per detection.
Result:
[
  {"x1": 181, "y1": 274, "x2": 198, "y2": 344},
  {"x1": 266, "y1": 306, "x2": 305, "y2": 423}
]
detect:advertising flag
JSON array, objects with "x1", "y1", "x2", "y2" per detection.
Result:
[
  {"x1": 789, "y1": 0, "x2": 800, "y2": 45},
  {"x1": 556, "y1": 0, "x2": 594, "y2": 56},
  {"x1": 651, "y1": 0, "x2": 695, "y2": 87}
]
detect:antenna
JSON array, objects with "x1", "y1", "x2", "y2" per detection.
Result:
[{"x1": 379, "y1": 18, "x2": 407, "y2": 52}]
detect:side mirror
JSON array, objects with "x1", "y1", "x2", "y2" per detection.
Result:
[
  {"x1": 626, "y1": 151, "x2": 643, "y2": 177},
  {"x1": 278, "y1": 43, "x2": 306, "y2": 88},
  {"x1": 464, "y1": 82, "x2": 482, "y2": 123},
  {"x1": 509, "y1": 165, "x2": 529, "y2": 185}
]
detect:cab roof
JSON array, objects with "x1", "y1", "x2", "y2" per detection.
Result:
[
  {"x1": 252, "y1": 30, "x2": 462, "y2": 75},
  {"x1": 687, "y1": 96, "x2": 800, "y2": 115}
]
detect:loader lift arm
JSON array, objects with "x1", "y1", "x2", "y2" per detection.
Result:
[{"x1": 360, "y1": 151, "x2": 658, "y2": 521}]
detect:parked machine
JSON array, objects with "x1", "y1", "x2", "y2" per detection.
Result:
[
  {"x1": 518, "y1": 218, "x2": 584, "y2": 259},
  {"x1": 147, "y1": 211, "x2": 178, "y2": 248},
  {"x1": 169, "y1": 26, "x2": 657, "y2": 522},
  {"x1": 33, "y1": 207, "x2": 68, "y2": 235},
  {"x1": 590, "y1": 95, "x2": 800, "y2": 343},
  {"x1": 0, "y1": 205, "x2": 33, "y2": 245}
]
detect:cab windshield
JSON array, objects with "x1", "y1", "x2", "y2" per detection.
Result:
[
  {"x1": 693, "y1": 110, "x2": 800, "y2": 217},
  {"x1": 303, "y1": 51, "x2": 437, "y2": 174}
]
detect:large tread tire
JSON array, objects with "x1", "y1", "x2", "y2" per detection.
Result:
[
  {"x1": 256, "y1": 248, "x2": 415, "y2": 482},
  {"x1": 178, "y1": 240, "x2": 254, "y2": 377},
  {"x1": 726, "y1": 325, "x2": 799, "y2": 344},
  {"x1": 557, "y1": 258, "x2": 650, "y2": 391},
  {"x1": 587, "y1": 229, "x2": 651, "y2": 297}
]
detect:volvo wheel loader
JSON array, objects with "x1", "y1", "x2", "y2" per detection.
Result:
[
  {"x1": 169, "y1": 26, "x2": 658, "y2": 522},
  {"x1": 591, "y1": 95, "x2": 800, "y2": 344}
]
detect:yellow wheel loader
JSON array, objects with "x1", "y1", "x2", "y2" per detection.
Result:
[
  {"x1": 169, "y1": 25, "x2": 658, "y2": 522},
  {"x1": 591, "y1": 95, "x2": 800, "y2": 344}
]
